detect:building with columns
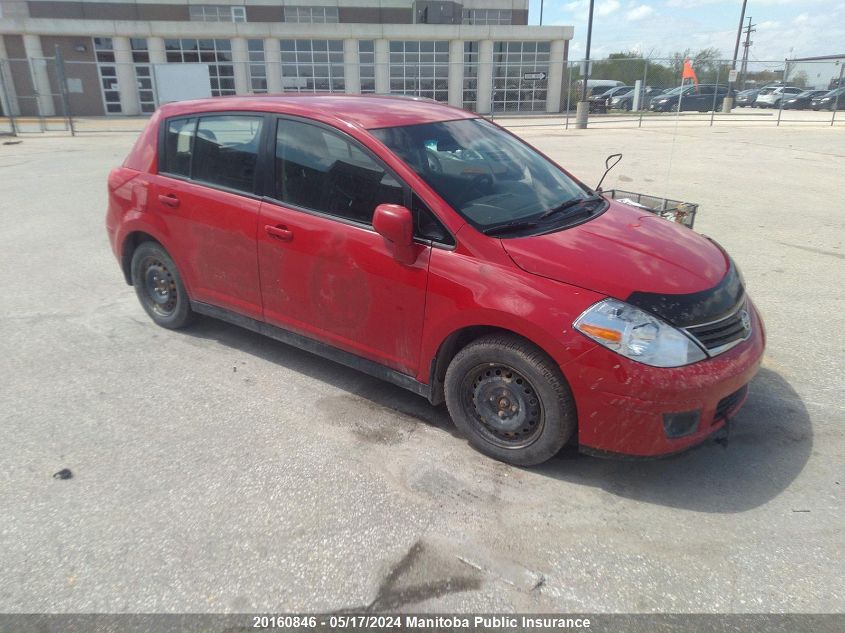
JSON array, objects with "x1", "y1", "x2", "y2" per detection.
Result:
[{"x1": 0, "y1": 0, "x2": 573, "y2": 117}]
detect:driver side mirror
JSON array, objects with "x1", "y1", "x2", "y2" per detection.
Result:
[{"x1": 373, "y1": 204, "x2": 418, "y2": 266}]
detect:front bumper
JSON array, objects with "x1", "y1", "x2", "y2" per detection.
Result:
[{"x1": 563, "y1": 302, "x2": 766, "y2": 457}]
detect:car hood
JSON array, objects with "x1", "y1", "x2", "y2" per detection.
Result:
[{"x1": 501, "y1": 199, "x2": 729, "y2": 299}]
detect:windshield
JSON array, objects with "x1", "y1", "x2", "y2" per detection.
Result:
[
  {"x1": 661, "y1": 85, "x2": 693, "y2": 96},
  {"x1": 371, "y1": 118, "x2": 591, "y2": 232}
]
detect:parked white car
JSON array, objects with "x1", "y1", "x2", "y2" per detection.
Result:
[{"x1": 755, "y1": 86, "x2": 803, "y2": 108}]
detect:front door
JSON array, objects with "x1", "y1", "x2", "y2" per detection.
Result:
[
  {"x1": 153, "y1": 114, "x2": 265, "y2": 319},
  {"x1": 257, "y1": 117, "x2": 431, "y2": 375}
]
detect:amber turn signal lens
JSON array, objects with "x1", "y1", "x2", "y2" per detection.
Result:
[{"x1": 578, "y1": 324, "x2": 622, "y2": 343}]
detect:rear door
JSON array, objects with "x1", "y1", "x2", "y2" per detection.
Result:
[
  {"x1": 153, "y1": 114, "x2": 265, "y2": 319},
  {"x1": 256, "y1": 117, "x2": 432, "y2": 375}
]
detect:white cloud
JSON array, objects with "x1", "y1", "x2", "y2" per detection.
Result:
[
  {"x1": 627, "y1": 4, "x2": 656, "y2": 21},
  {"x1": 563, "y1": 0, "x2": 622, "y2": 19}
]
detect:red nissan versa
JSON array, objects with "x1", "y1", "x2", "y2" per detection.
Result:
[{"x1": 106, "y1": 95, "x2": 765, "y2": 466}]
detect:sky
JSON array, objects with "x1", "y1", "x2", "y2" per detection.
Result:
[{"x1": 527, "y1": 0, "x2": 845, "y2": 62}]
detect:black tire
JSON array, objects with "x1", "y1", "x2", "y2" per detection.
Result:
[
  {"x1": 130, "y1": 241, "x2": 194, "y2": 329},
  {"x1": 444, "y1": 334, "x2": 576, "y2": 466}
]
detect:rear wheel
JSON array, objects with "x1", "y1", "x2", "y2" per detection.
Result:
[
  {"x1": 130, "y1": 241, "x2": 194, "y2": 329},
  {"x1": 444, "y1": 334, "x2": 576, "y2": 466}
]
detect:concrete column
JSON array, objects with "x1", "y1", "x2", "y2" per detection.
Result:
[
  {"x1": 546, "y1": 39, "x2": 565, "y2": 114},
  {"x1": 0, "y1": 35, "x2": 21, "y2": 116},
  {"x1": 343, "y1": 39, "x2": 360, "y2": 94},
  {"x1": 147, "y1": 37, "x2": 167, "y2": 64},
  {"x1": 476, "y1": 39, "x2": 494, "y2": 114},
  {"x1": 264, "y1": 38, "x2": 281, "y2": 94},
  {"x1": 447, "y1": 39, "x2": 463, "y2": 108},
  {"x1": 22, "y1": 34, "x2": 55, "y2": 116},
  {"x1": 231, "y1": 37, "x2": 249, "y2": 95},
  {"x1": 112, "y1": 36, "x2": 140, "y2": 115},
  {"x1": 374, "y1": 38, "x2": 389, "y2": 95}
]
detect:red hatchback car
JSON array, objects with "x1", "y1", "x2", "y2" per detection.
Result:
[{"x1": 107, "y1": 95, "x2": 765, "y2": 466}]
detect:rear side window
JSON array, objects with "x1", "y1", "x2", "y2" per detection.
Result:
[
  {"x1": 192, "y1": 115, "x2": 263, "y2": 193},
  {"x1": 163, "y1": 117, "x2": 196, "y2": 177},
  {"x1": 273, "y1": 119, "x2": 403, "y2": 225}
]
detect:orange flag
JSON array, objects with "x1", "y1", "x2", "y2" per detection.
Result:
[{"x1": 682, "y1": 59, "x2": 699, "y2": 87}]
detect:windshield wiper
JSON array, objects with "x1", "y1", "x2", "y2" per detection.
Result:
[
  {"x1": 538, "y1": 194, "x2": 604, "y2": 221},
  {"x1": 482, "y1": 220, "x2": 539, "y2": 237}
]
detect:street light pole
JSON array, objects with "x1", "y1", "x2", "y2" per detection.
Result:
[
  {"x1": 540, "y1": 0, "x2": 544, "y2": 25},
  {"x1": 723, "y1": 0, "x2": 748, "y2": 112},
  {"x1": 575, "y1": 0, "x2": 595, "y2": 128}
]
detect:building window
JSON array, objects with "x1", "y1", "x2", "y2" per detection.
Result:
[
  {"x1": 284, "y1": 7, "x2": 339, "y2": 23},
  {"x1": 248, "y1": 39, "x2": 267, "y2": 93},
  {"x1": 389, "y1": 40, "x2": 449, "y2": 102},
  {"x1": 164, "y1": 39, "x2": 235, "y2": 97},
  {"x1": 93, "y1": 37, "x2": 121, "y2": 114},
  {"x1": 359, "y1": 40, "x2": 375, "y2": 94},
  {"x1": 280, "y1": 40, "x2": 345, "y2": 93},
  {"x1": 130, "y1": 38, "x2": 157, "y2": 113},
  {"x1": 462, "y1": 9, "x2": 512, "y2": 25},
  {"x1": 492, "y1": 41, "x2": 550, "y2": 112},
  {"x1": 463, "y1": 42, "x2": 479, "y2": 111},
  {"x1": 189, "y1": 5, "x2": 247, "y2": 23}
]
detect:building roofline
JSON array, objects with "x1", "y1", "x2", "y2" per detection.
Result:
[{"x1": 787, "y1": 54, "x2": 845, "y2": 62}]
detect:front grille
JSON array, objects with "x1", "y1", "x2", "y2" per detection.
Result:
[
  {"x1": 685, "y1": 301, "x2": 751, "y2": 355},
  {"x1": 714, "y1": 385, "x2": 748, "y2": 421}
]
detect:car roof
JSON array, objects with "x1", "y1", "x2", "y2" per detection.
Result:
[{"x1": 156, "y1": 94, "x2": 477, "y2": 130}]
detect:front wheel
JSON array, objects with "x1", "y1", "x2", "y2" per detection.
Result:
[
  {"x1": 444, "y1": 334, "x2": 576, "y2": 466},
  {"x1": 130, "y1": 241, "x2": 194, "y2": 329}
]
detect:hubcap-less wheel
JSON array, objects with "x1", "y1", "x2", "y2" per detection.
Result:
[
  {"x1": 461, "y1": 363, "x2": 544, "y2": 449},
  {"x1": 140, "y1": 256, "x2": 177, "y2": 317}
]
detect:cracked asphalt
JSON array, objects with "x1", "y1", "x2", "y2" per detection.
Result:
[{"x1": 0, "y1": 122, "x2": 842, "y2": 614}]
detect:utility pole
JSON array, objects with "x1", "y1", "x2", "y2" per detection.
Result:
[
  {"x1": 739, "y1": 17, "x2": 755, "y2": 90},
  {"x1": 575, "y1": 0, "x2": 595, "y2": 128},
  {"x1": 723, "y1": 0, "x2": 748, "y2": 112}
]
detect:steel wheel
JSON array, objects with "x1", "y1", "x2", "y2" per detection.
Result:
[
  {"x1": 139, "y1": 255, "x2": 178, "y2": 318},
  {"x1": 460, "y1": 362, "x2": 545, "y2": 449},
  {"x1": 130, "y1": 241, "x2": 194, "y2": 329}
]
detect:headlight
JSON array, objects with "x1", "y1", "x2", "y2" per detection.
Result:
[{"x1": 574, "y1": 299, "x2": 706, "y2": 367}]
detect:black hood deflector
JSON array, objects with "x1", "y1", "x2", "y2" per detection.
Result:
[{"x1": 626, "y1": 260, "x2": 745, "y2": 327}]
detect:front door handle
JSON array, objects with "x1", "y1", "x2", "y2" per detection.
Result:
[
  {"x1": 158, "y1": 193, "x2": 180, "y2": 208},
  {"x1": 265, "y1": 224, "x2": 293, "y2": 242}
]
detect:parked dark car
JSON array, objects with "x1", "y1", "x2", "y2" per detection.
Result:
[
  {"x1": 610, "y1": 87, "x2": 666, "y2": 111},
  {"x1": 735, "y1": 89, "x2": 759, "y2": 107},
  {"x1": 649, "y1": 84, "x2": 732, "y2": 112},
  {"x1": 812, "y1": 87, "x2": 845, "y2": 110},
  {"x1": 782, "y1": 90, "x2": 831, "y2": 110},
  {"x1": 589, "y1": 86, "x2": 633, "y2": 113}
]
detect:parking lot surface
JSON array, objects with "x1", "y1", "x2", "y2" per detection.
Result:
[{"x1": 0, "y1": 122, "x2": 843, "y2": 613}]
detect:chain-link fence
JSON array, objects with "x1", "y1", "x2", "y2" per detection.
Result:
[{"x1": 1, "y1": 52, "x2": 843, "y2": 135}]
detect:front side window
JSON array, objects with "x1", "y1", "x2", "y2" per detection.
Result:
[
  {"x1": 192, "y1": 116, "x2": 264, "y2": 193},
  {"x1": 273, "y1": 119, "x2": 403, "y2": 225},
  {"x1": 371, "y1": 118, "x2": 589, "y2": 233}
]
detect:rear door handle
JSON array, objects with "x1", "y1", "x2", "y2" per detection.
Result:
[
  {"x1": 158, "y1": 193, "x2": 180, "y2": 208},
  {"x1": 265, "y1": 224, "x2": 293, "y2": 242}
]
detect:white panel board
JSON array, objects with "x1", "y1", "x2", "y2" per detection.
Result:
[{"x1": 153, "y1": 64, "x2": 212, "y2": 104}]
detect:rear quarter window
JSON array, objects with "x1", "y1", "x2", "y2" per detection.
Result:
[{"x1": 162, "y1": 117, "x2": 196, "y2": 177}]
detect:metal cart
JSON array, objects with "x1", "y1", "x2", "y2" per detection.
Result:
[{"x1": 605, "y1": 189, "x2": 699, "y2": 229}]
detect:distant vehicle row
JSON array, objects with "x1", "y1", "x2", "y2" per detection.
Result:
[{"x1": 736, "y1": 86, "x2": 845, "y2": 110}]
